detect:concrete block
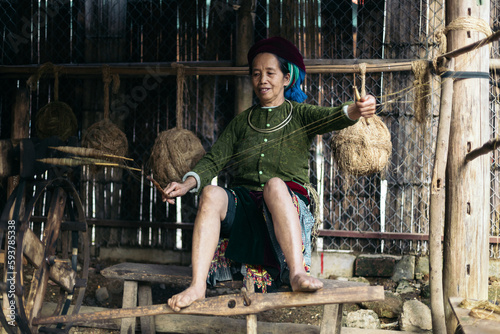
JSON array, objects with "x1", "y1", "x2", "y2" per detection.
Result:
[
  {"x1": 311, "y1": 251, "x2": 356, "y2": 278},
  {"x1": 355, "y1": 254, "x2": 399, "y2": 277}
]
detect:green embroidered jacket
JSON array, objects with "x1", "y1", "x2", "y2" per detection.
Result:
[{"x1": 192, "y1": 100, "x2": 357, "y2": 191}]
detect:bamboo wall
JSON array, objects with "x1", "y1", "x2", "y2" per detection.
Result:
[{"x1": 0, "y1": 0, "x2": 499, "y2": 257}]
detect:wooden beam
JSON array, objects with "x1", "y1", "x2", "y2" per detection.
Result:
[
  {"x1": 318, "y1": 230, "x2": 432, "y2": 241},
  {"x1": 1, "y1": 59, "x2": 500, "y2": 79},
  {"x1": 33, "y1": 280, "x2": 384, "y2": 325}
]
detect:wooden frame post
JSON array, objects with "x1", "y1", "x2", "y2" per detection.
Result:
[
  {"x1": 234, "y1": 0, "x2": 254, "y2": 115},
  {"x1": 443, "y1": 1, "x2": 491, "y2": 333}
]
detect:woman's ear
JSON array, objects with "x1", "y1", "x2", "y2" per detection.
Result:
[{"x1": 284, "y1": 73, "x2": 291, "y2": 87}]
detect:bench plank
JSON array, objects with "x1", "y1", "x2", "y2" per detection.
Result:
[
  {"x1": 101, "y1": 262, "x2": 192, "y2": 284},
  {"x1": 34, "y1": 282, "x2": 384, "y2": 325}
]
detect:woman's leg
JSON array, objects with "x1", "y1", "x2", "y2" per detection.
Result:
[
  {"x1": 168, "y1": 185, "x2": 228, "y2": 311},
  {"x1": 263, "y1": 178, "x2": 323, "y2": 291}
]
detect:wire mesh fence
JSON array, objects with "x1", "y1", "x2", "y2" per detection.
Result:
[{"x1": 0, "y1": 0, "x2": 499, "y2": 257}]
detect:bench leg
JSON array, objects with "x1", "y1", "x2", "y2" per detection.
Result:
[
  {"x1": 138, "y1": 283, "x2": 156, "y2": 334},
  {"x1": 121, "y1": 280, "x2": 138, "y2": 334},
  {"x1": 320, "y1": 304, "x2": 343, "y2": 334}
]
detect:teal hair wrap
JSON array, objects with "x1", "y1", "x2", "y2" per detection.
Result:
[{"x1": 285, "y1": 62, "x2": 307, "y2": 103}]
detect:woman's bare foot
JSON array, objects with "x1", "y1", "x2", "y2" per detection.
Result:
[
  {"x1": 290, "y1": 273, "x2": 323, "y2": 292},
  {"x1": 167, "y1": 285, "x2": 206, "y2": 312}
]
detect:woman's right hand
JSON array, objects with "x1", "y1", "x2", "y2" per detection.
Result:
[{"x1": 162, "y1": 176, "x2": 197, "y2": 204}]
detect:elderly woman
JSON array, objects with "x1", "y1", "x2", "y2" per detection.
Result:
[{"x1": 163, "y1": 37, "x2": 376, "y2": 312}]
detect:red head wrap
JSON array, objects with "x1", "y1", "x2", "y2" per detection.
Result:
[{"x1": 247, "y1": 36, "x2": 305, "y2": 71}]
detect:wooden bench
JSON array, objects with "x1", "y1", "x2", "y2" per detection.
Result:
[{"x1": 100, "y1": 262, "x2": 385, "y2": 334}]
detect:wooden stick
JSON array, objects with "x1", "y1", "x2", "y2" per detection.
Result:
[
  {"x1": 147, "y1": 175, "x2": 166, "y2": 194},
  {"x1": 429, "y1": 58, "x2": 454, "y2": 334},
  {"x1": 437, "y1": 30, "x2": 500, "y2": 61},
  {"x1": 33, "y1": 284, "x2": 384, "y2": 325},
  {"x1": 465, "y1": 137, "x2": 500, "y2": 162}
]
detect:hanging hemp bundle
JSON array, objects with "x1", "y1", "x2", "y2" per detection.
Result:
[
  {"x1": 149, "y1": 64, "x2": 206, "y2": 187},
  {"x1": 29, "y1": 62, "x2": 78, "y2": 141},
  {"x1": 412, "y1": 60, "x2": 430, "y2": 124},
  {"x1": 82, "y1": 66, "x2": 128, "y2": 159},
  {"x1": 331, "y1": 63, "x2": 392, "y2": 176}
]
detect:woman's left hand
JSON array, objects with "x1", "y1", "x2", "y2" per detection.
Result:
[{"x1": 347, "y1": 94, "x2": 377, "y2": 120}]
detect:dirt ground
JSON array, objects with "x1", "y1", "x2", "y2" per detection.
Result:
[{"x1": 4, "y1": 258, "x2": 500, "y2": 333}]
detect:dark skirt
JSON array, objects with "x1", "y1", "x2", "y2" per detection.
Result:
[{"x1": 207, "y1": 185, "x2": 314, "y2": 293}]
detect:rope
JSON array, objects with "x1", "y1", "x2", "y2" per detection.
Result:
[
  {"x1": 26, "y1": 62, "x2": 62, "y2": 101},
  {"x1": 411, "y1": 60, "x2": 430, "y2": 123},
  {"x1": 433, "y1": 16, "x2": 493, "y2": 71},
  {"x1": 102, "y1": 65, "x2": 112, "y2": 120},
  {"x1": 53, "y1": 65, "x2": 60, "y2": 101},
  {"x1": 172, "y1": 63, "x2": 186, "y2": 130}
]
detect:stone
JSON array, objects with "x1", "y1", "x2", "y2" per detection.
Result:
[
  {"x1": 392, "y1": 255, "x2": 415, "y2": 282},
  {"x1": 396, "y1": 280, "x2": 416, "y2": 295},
  {"x1": 399, "y1": 299, "x2": 432, "y2": 332},
  {"x1": 345, "y1": 309, "x2": 381, "y2": 329},
  {"x1": 415, "y1": 256, "x2": 429, "y2": 278},
  {"x1": 361, "y1": 291, "x2": 403, "y2": 319},
  {"x1": 348, "y1": 276, "x2": 370, "y2": 284},
  {"x1": 95, "y1": 286, "x2": 109, "y2": 303},
  {"x1": 354, "y1": 254, "x2": 398, "y2": 277}
]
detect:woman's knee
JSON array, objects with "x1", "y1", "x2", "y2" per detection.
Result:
[
  {"x1": 263, "y1": 177, "x2": 287, "y2": 198},
  {"x1": 198, "y1": 185, "x2": 228, "y2": 215},
  {"x1": 200, "y1": 185, "x2": 226, "y2": 204}
]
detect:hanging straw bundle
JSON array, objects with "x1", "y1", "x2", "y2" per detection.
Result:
[
  {"x1": 28, "y1": 62, "x2": 78, "y2": 141},
  {"x1": 81, "y1": 65, "x2": 128, "y2": 158},
  {"x1": 149, "y1": 64, "x2": 205, "y2": 187},
  {"x1": 331, "y1": 63, "x2": 392, "y2": 176}
]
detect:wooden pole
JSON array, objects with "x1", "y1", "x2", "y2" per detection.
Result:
[
  {"x1": 1, "y1": 59, "x2": 500, "y2": 78},
  {"x1": 234, "y1": 0, "x2": 254, "y2": 115},
  {"x1": 443, "y1": 2, "x2": 490, "y2": 333},
  {"x1": 7, "y1": 88, "x2": 30, "y2": 196},
  {"x1": 429, "y1": 58, "x2": 454, "y2": 334}
]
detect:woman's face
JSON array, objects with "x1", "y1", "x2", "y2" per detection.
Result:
[{"x1": 251, "y1": 53, "x2": 290, "y2": 107}]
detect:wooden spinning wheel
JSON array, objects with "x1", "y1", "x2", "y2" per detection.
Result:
[{"x1": 1, "y1": 177, "x2": 89, "y2": 334}]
